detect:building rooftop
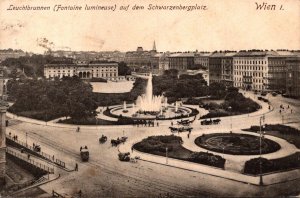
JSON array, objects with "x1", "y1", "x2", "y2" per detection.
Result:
[
  {"x1": 169, "y1": 53, "x2": 194, "y2": 57},
  {"x1": 233, "y1": 51, "x2": 278, "y2": 57}
]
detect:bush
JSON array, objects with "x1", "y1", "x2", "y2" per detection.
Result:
[
  {"x1": 201, "y1": 110, "x2": 231, "y2": 119},
  {"x1": 184, "y1": 98, "x2": 202, "y2": 105},
  {"x1": 58, "y1": 117, "x2": 116, "y2": 125},
  {"x1": 90, "y1": 78, "x2": 107, "y2": 82},
  {"x1": 188, "y1": 152, "x2": 225, "y2": 168},
  {"x1": 244, "y1": 153, "x2": 300, "y2": 175},
  {"x1": 133, "y1": 135, "x2": 225, "y2": 168}
]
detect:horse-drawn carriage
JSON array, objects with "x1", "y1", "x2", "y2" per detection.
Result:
[
  {"x1": 33, "y1": 145, "x2": 41, "y2": 152},
  {"x1": 169, "y1": 126, "x2": 193, "y2": 133},
  {"x1": 80, "y1": 147, "x2": 89, "y2": 162},
  {"x1": 111, "y1": 136, "x2": 128, "y2": 147},
  {"x1": 118, "y1": 152, "x2": 140, "y2": 163},
  {"x1": 177, "y1": 119, "x2": 192, "y2": 126},
  {"x1": 99, "y1": 135, "x2": 107, "y2": 144},
  {"x1": 118, "y1": 152, "x2": 130, "y2": 161},
  {"x1": 200, "y1": 118, "x2": 221, "y2": 125}
]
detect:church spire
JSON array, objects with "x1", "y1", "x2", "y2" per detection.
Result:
[{"x1": 152, "y1": 40, "x2": 156, "y2": 52}]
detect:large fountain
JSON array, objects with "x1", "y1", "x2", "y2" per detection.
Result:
[
  {"x1": 136, "y1": 73, "x2": 163, "y2": 112},
  {"x1": 106, "y1": 73, "x2": 196, "y2": 120}
]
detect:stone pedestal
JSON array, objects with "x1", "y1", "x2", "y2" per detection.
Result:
[{"x1": 0, "y1": 106, "x2": 6, "y2": 185}]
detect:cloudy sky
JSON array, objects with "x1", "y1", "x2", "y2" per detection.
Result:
[{"x1": 0, "y1": 0, "x2": 299, "y2": 53}]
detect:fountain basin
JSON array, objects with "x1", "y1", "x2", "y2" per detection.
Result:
[{"x1": 108, "y1": 104, "x2": 196, "y2": 120}]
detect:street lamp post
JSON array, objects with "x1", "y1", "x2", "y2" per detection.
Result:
[
  {"x1": 26, "y1": 132, "x2": 28, "y2": 147},
  {"x1": 166, "y1": 147, "x2": 168, "y2": 164},
  {"x1": 259, "y1": 115, "x2": 265, "y2": 186},
  {"x1": 228, "y1": 106, "x2": 232, "y2": 132},
  {"x1": 222, "y1": 147, "x2": 225, "y2": 158}
]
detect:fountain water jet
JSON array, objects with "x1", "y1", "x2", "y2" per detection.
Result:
[{"x1": 136, "y1": 73, "x2": 163, "y2": 112}]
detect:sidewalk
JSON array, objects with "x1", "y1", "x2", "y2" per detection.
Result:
[
  {"x1": 6, "y1": 129, "x2": 75, "y2": 171},
  {"x1": 6, "y1": 146, "x2": 56, "y2": 174}
]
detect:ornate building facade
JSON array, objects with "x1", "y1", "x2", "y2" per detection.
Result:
[{"x1": 44, "y1": 60, "x2": 119, "y2": 80}]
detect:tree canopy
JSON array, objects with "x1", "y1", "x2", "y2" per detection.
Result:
[{"x1": 9, "y1": 76, "x2": 98, "y2": 121}]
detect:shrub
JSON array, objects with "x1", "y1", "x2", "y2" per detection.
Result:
[
  {"x1": 188, "y1": 152, "x2": 225, "y2": 168},
  {"x1": 133, "y1": 135, "x2": 225, "y2": 168},
  {"x1": 244, "y1": 153, "x2": 300, "y2": 175}
]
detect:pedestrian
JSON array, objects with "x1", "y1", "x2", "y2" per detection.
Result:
[
  {"x1": 291, "y1": 109, "x2": 293, "y2": 114},
  {"x1": 16, "y1": 135, "x2": 18, "y2": 141},
  {"x1": 288, "y1": 105, "x2": 290, "y2": 109},
  {"x1": 33, "y1": 143, "x2": 35, "y2": 148},
  {"x1": 52, "y1": 155, "x2": 55, "y2": 161},
  {"x1": 27, "y1": 154, "x2": 30, "y2": 160},
  {"x1": 75, "y1": 163, "x2": 78, "y2": 171},
  {"x1": 187, "y1": 133, "x2": 190, "y2": 139},
  {"x1": 171, "y1": 121, "x2": 173, "y2": 126},
  {"x1": 157, "y1": 122, "x2": 159, "y2": 127},
  {"x1": 279, "y1": 109, "x2": 281, "y2": 114}
]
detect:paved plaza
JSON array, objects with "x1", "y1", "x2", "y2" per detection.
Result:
[{"x1": 5, "y1": 91, "x2": 300, "y2": 197}]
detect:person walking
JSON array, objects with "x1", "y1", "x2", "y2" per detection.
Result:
[{"x1": 75, "y1": 163, "x2": 78, "y2": 171}]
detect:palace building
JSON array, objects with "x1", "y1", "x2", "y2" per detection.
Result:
[{"x1": 44, "y1": 60, "x2": 119, "y2": 80}]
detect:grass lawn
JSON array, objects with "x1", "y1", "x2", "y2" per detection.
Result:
[{"x1": 195, "y1": 133, "x2": 280, "y2": 155}]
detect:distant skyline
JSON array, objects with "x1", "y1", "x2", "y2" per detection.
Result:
[{"x1": 0, "y1": 0, "x2": 300, "y2": 53}]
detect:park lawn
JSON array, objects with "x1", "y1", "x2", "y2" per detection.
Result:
[
  {"x1": 194, "y1": 133, "x2": 280, "y2": 155},
  {"x1": 10, "y1": 110, "x2": 64, "y2": 122}
]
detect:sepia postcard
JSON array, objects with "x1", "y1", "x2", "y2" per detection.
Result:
[{"x1": 0, "y1": 0, "x2": 300, "y2": 197}]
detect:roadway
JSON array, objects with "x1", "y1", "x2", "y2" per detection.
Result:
[{"x1": 5, "y1": 92, "x2": 300, "y2": 197}]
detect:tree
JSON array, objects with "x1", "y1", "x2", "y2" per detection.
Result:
[
  {"x1": 118, "y1": 62, "x2": 132, "y2": 76},
  {"x1": 209, "y1": 82, "x2": 226, "y2": 99},
  {"x1": 8, "y1": 76, "x2": 98, "y2": 121}
]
